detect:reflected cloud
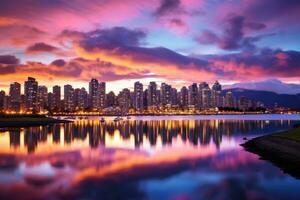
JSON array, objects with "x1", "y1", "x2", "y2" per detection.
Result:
[{"x1": 0, "y1": 119, "x2": 298, "y2": 200}]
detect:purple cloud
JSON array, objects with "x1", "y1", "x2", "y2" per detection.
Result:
[
  {"x1": 26, "y1": 42, "x2": 59, "y2": 54},
  {"x1": 154, "y1": 0, "x2": 181, "y2": 17},
  {"x1": 80, "y1": 27, "x2": 146, "y2": 50},
  {"x1": 197, "y1": 15, "x2": 268, "y2": 50},
  {"x1": 0, "y1": 55, "x2": 19, "y2": 64}
]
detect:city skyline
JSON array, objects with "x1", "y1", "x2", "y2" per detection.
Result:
[
  {"x1": 0, "y1": 0, "x2": 300, "y2": 93},
  {"x1": 0, "y1": 76, "x2": 266, "y2": 114}
]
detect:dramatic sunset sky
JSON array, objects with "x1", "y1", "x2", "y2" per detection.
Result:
[{"x1": 0, "y1": 0, "x2": 299, "y2": 92}]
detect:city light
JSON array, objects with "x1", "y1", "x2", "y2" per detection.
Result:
[{"x1": 0, "y1": 77, "x2": 297, "y2": 116}]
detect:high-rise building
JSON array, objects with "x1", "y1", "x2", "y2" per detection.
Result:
[
  {"x1": 147, "y1": 82, "x2": 158, "y2": 109},
  {"x1": 37, "y1": 85, "x2": 48, "y2": 111},
  {"x1": 199, "y1": 82, "x2": 209, "y2": 90},
  {"x1": 170, "y1": 88, "x2": 178, "y2": 106},
  {"x1": 179, "y1": 86, "x2": 188, "y2": 108},
  {"x1": 98, "y1": 82, "x2": 106, "y2": 109},
  {"x1": 64, "y1": 84, "x2": 74, "y2": 112},
  {"x1": 198, "y1": 82, "x2": 209, "y2": 108},
  {"x1": 52, "y1": 86, "x2": 61, "y2": 111},
  {"x1": 0, "y1": 90, "x2": 5, "y2": 112},
  {"x1": 118, "y1": 88, "x2": 131, "y2": 113},
  {"x1": 48, "y1": 92, "x2": 54, "y2": 111},
  {"x1": 201, "y1": 88, "x2": 211, "y2": 109},
  {"x1": 211, "y1": 90, "x2": 221, "y2": 108},
  {"x1": 188, "y1": 83, "x2": 198, "y2": 107},
  {"x1": 89, "y1": 78, "x2": 99, "y2": 110},
  {"x1": 238, "y1": 96, "x2": 250, "y2": 111},
  {"x1": 24, "y1": 77, "x2": 38, "y2": 112},
  {"x1": 106, "y1": 91, "x2": 116, "y2": 107},
  {"x1": 212, "y1": 81, "x2": 222, "y2": 91},
  {"x1": 75, "y1": 88, "x2": 88, "y2": 110},
  {"x1": 143, "y1": 89, "x2": 148, "y2": 109},
  {"x1": 160, "y1": 83, "x2": 172, "y2": 106},
  {"x1": 225, "y1": 91, "x2": 234, "y2": 108},
  {"x1": 9, "y1": 82, "x2": 21, "y2": 112},
  {"x1": 134, "y1": 81, "x2": 143, "y2": 112}
]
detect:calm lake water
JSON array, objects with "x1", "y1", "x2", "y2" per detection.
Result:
[{"x1": 1, "y1": 114, "x2": 300, "y2": 200}]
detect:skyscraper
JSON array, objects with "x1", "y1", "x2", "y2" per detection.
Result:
[
  {"x1": 0, "y1": 90, "x2": 5, "y2": 112},
  {"x1": 118, "y1": 88, "x2": 131, "y2": 113},
  {"x1": 147, "y1": 82, "x2": 158, "y2": 109},
  {"x1": 188, "y1": 83, "x2": 198, "y2": 107},
  {"x1": 160, "y1": 83, "x2": 172, "y2": 107},
  {"x1": 24, "y1": 77, "x2": 38, "y2": 112},
  {"x1": 225, "y1": 91, "x2": 234, "y2": 108},
  {"x1": 98, "y1": 82, "x2": 106, "y2": 109},
  {"x1": 9, "y1": 82, "x2": 21, "y2": 112},
  {"x1": 89, "y1": 78, "x2": 99, "y2": 110},
  {"x1": 134, "y1": 81, "x2": 143, "y2": 112},
  {"x1": 170, "y1": 88, "x2": 178, "y2": 106},
  {"x1": 37, "y1": 85, "x2": 48, "y2": 111},
  {"x1": 211, "y1": 81, "x2": 222, "y2": 108},
  {"x1": 212, "y1": 81, "x2": 222, "y2": 91},
  {"x1": 201, "y1": 88, "x2": 211, "y2": 109},
  {"x1": 106, "y1": 91, "x2": 116, "y2": 107},
  {"x1": 64, "y1": 84, "x2": 74, "y2": 112},
  {"x1": 198, "y1": 82, "x2": 209, "y2": 108},
  {"x1": 238, "y1": 96, "x2": 250, "y2": 111},
  {"x1": 52, "y1": 85, "x2": 61, "y2": 111},
  {"x1": 179, "y1": 86, "x2": 188, "y2": 108},
  {"x1": 75, "y1": 87, "x2": 88, "y2": 110}
]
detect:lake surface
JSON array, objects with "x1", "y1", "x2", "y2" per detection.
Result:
[{"x1": 0, "y1": 114, "x2": 300, "y2": 200}]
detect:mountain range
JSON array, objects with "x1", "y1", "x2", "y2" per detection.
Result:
[
  {"x1": 222, "y1": 88, "x2": 300, "y2": 109},
  {"x1": 224, "y1": 79, "x2": 300, "y2": 95}
]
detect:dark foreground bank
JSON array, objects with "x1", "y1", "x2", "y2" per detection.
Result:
[
  {"x1": 0, "y1": 114, "x2": 71, "y2": 128},
  {"x1": 242, "y1": 124, "x2": 300, "y2": 179}
]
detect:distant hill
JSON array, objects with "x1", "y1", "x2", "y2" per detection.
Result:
[
  {"x1": 224, "y1": 79, "x2": 300, "y2": 95},
  {"x1": 222, "y1": 88, "x2": 300, "y2": 109}
]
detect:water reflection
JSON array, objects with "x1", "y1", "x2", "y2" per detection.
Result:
[
  {"x1": 0, "y1": 119, "x2": 299, "y2": 200},
  {"x1": 0, "y1": 119, "x2": 294, "y2": 153}
]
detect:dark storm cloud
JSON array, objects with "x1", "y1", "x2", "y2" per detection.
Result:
[
  {"x1": 197, "y1": 15, "x2": 268, "y2": 51},
  {"x1": 0, "y1": 55, "x2": 19, "y2": 64},
  {"x1": 26, "y1": 42, "x2": 59, "y2": 54},
  {"x1": 80, "y1": 26, "x2": 147, "y2": 50},
  {"x1": 0, "y1": 55, "x2": 18, "y2": 74},
  {"x1": 243, "y1": 0, "x2": 300, "y2": 23},
  {"x1": 50, "y1": 59, "x2": 66, "y2": 67},
  {"x1": 154, "y1": 0, "x2": 181, "y2": 17}
]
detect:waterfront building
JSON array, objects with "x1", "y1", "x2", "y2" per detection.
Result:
[
  {"x1": 188, "y1": 83, "x2": 198, "y2": 108},
  {"x1": 64, "y1": 84, "x2": 74, "y2": 112},
  {"x1": 37, "y1": 85, "x2": 48, "y2": 112},
  {"x1": 98, "y1": 82, "x2": 106, "y2": 109},
  {"x1": 52, "y1": 85, "x2": 61, "y2": 112},
  {"x1": 9, "y1": 82, "x2": 21, "y2": 112},
  {"x1": 147, "y1": 82, "x2": 158, "y2": 109},
  {"x1": 134, "y1": 81, "x2": 143, "y2": 112},
  {"x1": 89, "y1": 78, "x2": 99, "y2": 110},
  {"x1": 179, "y1": 86, "x2": 188, "y2": 108},
  {"x1": 0, "y1": 90, "x2": 5, "y2": 111},
  {"x1": 24, "y1": 77, "x2": 38, "y2": 112}
]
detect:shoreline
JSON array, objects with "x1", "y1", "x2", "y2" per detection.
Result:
[
  {"x1": 0, "y1": 116, "x2": 71, "y2": 128},
  {"x1": 242, "y1": 124, "x2": 300, "y2": 179},
  {"x1": 50, "y1": 112, "x2": 299, "y2": 116}
]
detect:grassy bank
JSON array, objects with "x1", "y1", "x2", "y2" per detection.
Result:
[
  {"x1": 242, "y1": 125, "x2": 300, "y2": 179},
  {"x1": 0, "y1": 114, "x2": 70, "y2": 128},
  {"x1": 273, "y1": 124, "x2": 300, "y2": 141}
]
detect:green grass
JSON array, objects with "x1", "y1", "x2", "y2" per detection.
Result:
[{"x1": 274, "y1": 126, "x2": 300, "y2": 141}]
